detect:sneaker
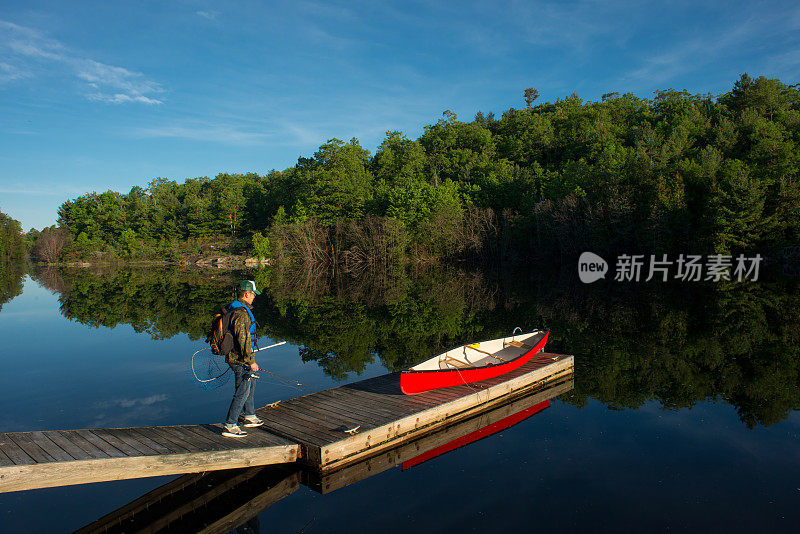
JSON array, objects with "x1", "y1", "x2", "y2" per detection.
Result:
[
  {"x1": 221, "y1": 424, "x2": 247, "y2": 438},
  {"x1": 240, "y1": 415, "x2": 263, "y2": 428}
]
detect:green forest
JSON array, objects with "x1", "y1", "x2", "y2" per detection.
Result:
[
  {"x1": 0, "y1": 210, "x2": 26, "y2": 263},
  {"x1": 46, "y1": 74, "x2": 798, "y2": 265},
  {"x1": 30, "y1": 265, "x2": 800, "y2": 429}
]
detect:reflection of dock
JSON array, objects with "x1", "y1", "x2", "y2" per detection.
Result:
[
  {"x1": 77, "y1": 377, "x2": 573, "y2": 533},
  {"x1": 76, "y1": 465, "x2": 301, "y2": 534},
  {"x1": 0, "y1": 353, "x2": 572, "y2": 493}
]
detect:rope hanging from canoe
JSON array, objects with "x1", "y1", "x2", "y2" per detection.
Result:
[{"x1": 450, "y1": 361, "x2": 481, "y2": 391}]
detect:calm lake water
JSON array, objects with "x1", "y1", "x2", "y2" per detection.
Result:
[{"x1": 0, "y1": 265, "x2": 798, "y2": 532}]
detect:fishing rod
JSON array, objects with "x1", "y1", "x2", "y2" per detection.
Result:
[
  {"x1": 254, "y1": 341, "x2": 287, "y2": 352},
  {"x1": 191, "y1": 340, "x2": 287, "y2": 383},
  {"x1": 249, "y1": 341, "x2": 312, "y2": 390}
]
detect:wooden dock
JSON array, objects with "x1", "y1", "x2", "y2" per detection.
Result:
[
  {"x1": 0, "y1": 352, "x2": 572, "y2": 494},
  {"x1": 0, "y1": 423, "x2": 298, "y2": 493},
  {"x1": 77, "y1": 376, "x2": 573, "y2": 533}
]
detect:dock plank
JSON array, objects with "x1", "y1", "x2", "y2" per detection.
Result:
[
  {"x1": 59, "y1": 430, "x2": 112, "y2": 459},
  {"x1": 164, "y1": 426, "x2": 222, "y2": 452},
  {"x1": 0, "y1": 446, "x2": 14, "y2": 467},
  {"x1": 284, "y1": 396, "x2": 387, "y2": 426},
  {"x1": 200, "y1": 424, "x2": 293, "y2": 448},
  {"x1": 7, "y1": 433, "x2": 55, "y2": 463},
  {"x1": 77, "y1": 430, "x2": 127, "y2": 458},
  {"x1": 254, "y1": 411, "x2": 331, "y2": 446},
  {"x1": 285, "y1": 398, "x2": 379, "y2": 429},
  {"x1": 41, "y1": 431, "x2": 93, "y2": 461},
  {"x1": 263, "y1": 407, "x2": 352, "y2": 439},
  {"x1": 289, "y1": 393, "x2": 391, "y2": 422},
  {"x1": 0, "y1": 435, "x2": 35, "y2": 465},
  {"x1": 312, "y1": 391, "x2": 401, "y2": 420},
  {"x1": 180, "y1": 425, "x2": 240, "y2": 449},
  {"x1": 91, "y1": 429, "x2": 149, "y2": 457},
  {"x1": 331, "y1": 387, "x2": 428, "y2": 415},
  {"x1": 104, "y1": 429, "x2": 160, "y2": 456},
  {"x1": 149, "y1": 427, "x2": 206, "y2": 453},
  {"x1": 27, "y1": 432, "x2": 74, "y2": 462},
  {"x1": 116, "y1": 428, "x2": 173, "y2": 455},
  {"x1": 184, "y1": 424, "x2": 273, "y2": 450},
  {"x1": 332, "y1": 385, "x2": 429, "y2": 411},
  {"x1": 129, "y1": 427, "x2": 191, "y2": 453}
]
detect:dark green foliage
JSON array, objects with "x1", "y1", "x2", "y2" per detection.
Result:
[
  {"x1": 52, "y1": 75, "x2": 800, "y2": 264},
  {"x1": 0, "y1": 210, "x2": 26, "y2": 262}
]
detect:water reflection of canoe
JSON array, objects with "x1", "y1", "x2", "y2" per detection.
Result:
[
  {"x1": 402, "y1": 398, "x2": 551, "y2": 469},
  {"x1": 400, "y1": 330, "x2": 550, "y2": 395}
]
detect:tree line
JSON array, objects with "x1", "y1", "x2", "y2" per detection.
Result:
[
  {"x1": 0, "y1": 210, "x2": 27, "y2": 263},
  {"x1": 49, "y1": 73, "x2": 799, "y2": 265}
]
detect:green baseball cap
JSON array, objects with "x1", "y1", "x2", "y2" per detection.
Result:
[{"x1": 238, "y1": 280, "x2": 261, "y2": 295}]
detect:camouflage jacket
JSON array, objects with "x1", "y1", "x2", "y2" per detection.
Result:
[{"x1": 225, "y1": 305, "x2": 256, "y2": 367}]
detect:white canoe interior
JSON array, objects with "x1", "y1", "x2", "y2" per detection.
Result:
[{"x1": 410, "y1": 331, "x2": 544, "y2": 371}]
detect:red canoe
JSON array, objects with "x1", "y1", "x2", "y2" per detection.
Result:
[{"x1": 400, "y1": 330, "x2": 550, "y2": 395}]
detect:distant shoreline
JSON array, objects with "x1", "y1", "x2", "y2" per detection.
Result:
[{"x1": 38, "y1": 256, "x2": 271, "y2": 268}]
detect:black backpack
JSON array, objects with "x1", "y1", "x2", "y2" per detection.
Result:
[{"x1": 206, "y1": 306, "x2": 235, "y2": 356}]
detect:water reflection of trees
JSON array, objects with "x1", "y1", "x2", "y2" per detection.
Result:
[
  {"x1": 265, "y1": 265, "x2": 501, "y2": 378},
  {"x1": 30, "y1": 265, "x2": 800, "y2": 428},
  {"x1": 32, "y1": 267, "x2": 236, "y2": 340},
  {"x1": 540, "y1": 279, "x2": 800, "y2": 428},
  {"x1": 0, "y1": 262, "x2": 25, "y2": 312}
]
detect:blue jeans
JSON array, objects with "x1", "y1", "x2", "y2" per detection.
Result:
[{"x1": 225, "y1": 364, "x2": 256, "y2": 425}]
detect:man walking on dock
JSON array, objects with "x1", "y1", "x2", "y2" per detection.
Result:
[{"x1": 222, "y1": 280, "x2": 265, "y2": 438}]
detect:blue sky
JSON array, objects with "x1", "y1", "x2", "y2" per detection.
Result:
[{"x1": 1, "y1": 0, "x2": 798, "y2": 230}]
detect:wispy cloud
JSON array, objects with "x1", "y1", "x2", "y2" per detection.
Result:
[
  {"x1": 624, "y1": 22, "x2": 756, "y2": 86},
  {"x1": 0, "y1": 19, "x2": 164, "y2": 104},
  {"x1": 281, "y1": 122, "x2": 324, "y2": 145},
  {"x1": 0, "y1": 61, "x2": 30, "y2": 83},
  {"x1": 296, "y1": 1, "x2": 357, "y2": 22},
  {"x1": 623, "y1": 6, "x2": 800, "y2": 88},
  {"x1": 0, "y1": 187, "x2": 80, "y2": 196},
  {"x1": 509, "y1": 0, "x2": 630, "y2": 51},
  {"x1": 96, "y1": 394, "x2": 168, "y2": 409},
  {"x1": 91, "y1": 393, "x2": 171, "y2": 428},
  {"x1": 765, "y1": 48, "x2": 800, "y2": 78},
  {"x1": 196, "y1": 10, "x2": 218, "y2": 20},
  {"x1": 130, "y1": 123, "x2": 270, "y2": 145}
]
